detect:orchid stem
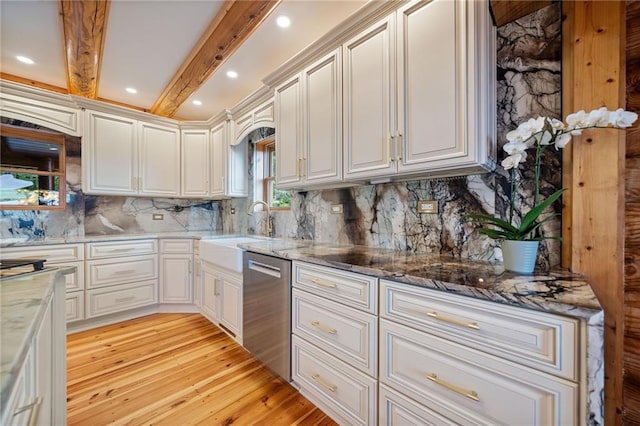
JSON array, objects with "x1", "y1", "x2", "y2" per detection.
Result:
[{"x1": 509, "y1": 168, "x2": 516, "y2": 226}]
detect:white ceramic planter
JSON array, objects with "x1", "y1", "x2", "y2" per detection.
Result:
[{"x1": 502, "y1": 240, "x2": 539, "y2": 274}]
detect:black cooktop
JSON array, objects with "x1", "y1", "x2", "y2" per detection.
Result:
[{"x1": 0, "y1": 259, "x2": 46, "y2": 271}]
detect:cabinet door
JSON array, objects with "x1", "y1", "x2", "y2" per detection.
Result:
[
  {"x1": 304, "y1": 49, "x2": 342, "y2": 185},
  {"x1": 396, "y1": 0, "x2": 459, "y2": 173},
  {"x1": 35, "y1": 298, "x2": 53, "y2": 426},
  {"x1": 139, "y1": 122, "x2": 181, "y2": 196},
  {"x1": 160, "y1": 254, "x2": 193, "y2": 303},
  {"x1": 219, "y1": 274, "x2": 242, "y2": 340},
  {"x1": 181, "y1": 129, "x2": 210, "y2": 197},
  {"x1": 275, "y1": 75, "x2": 303, "y2": 188},
  {"x1": 84, "y1": 110, "x2": 137, "y2": 195},
  {"x1": 343, "y1": 15, "x2": 396, "y2": 180},
  {"x1": 210, "y1": 122, "x2": 227, "y2": 196},
  {"x1": 201, "y1": 263, "x2": 219, "y2": 323}
]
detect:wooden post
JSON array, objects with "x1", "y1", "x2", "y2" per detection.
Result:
[{"x1": 562, "y1": 1, "x2": 626, "y2": 424}]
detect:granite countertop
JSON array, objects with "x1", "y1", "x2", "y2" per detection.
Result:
[
  {"x1": 239, "y1": 239, "x2": 603, "y2": 321},
  {"x1": 0, "y1": 267, "x2": 73, "y2": 414},
  {"x1": 0, "y1": 231, "x2": 232, "y2": 247}
]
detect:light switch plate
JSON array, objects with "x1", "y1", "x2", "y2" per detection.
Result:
[
  {"x1": 417, "y1": 200, "x2": 438, "y2": 214},
  {"x1": 152, "y1": 213, "x2": 164, "y2": 220},
  {"x1": 331, "y1": 204, "x2": 343, "y2": 214}
]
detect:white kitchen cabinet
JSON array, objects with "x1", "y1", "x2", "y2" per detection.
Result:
[
  {"x1": 1, "y1": 243, "x2": 85, "y2": 323},
  {"x1": 275, "y1": 49, "x2": 343, "y2": 190},
  {"x1": 275, "y1": 75, "x2": 303, "y2": 188},
  {"x1": 85, "y1": 240, "x2": 158, "y2": 319},
  {"x1": 210, "y1": 122, "x2": 227, "y2": 196},
  {"x1": 83, "y1": 109, "x2": 181, "y2": 196},
  {"x1": 139, "y1": 122, "x2": 181, "y2": 196},
  {"x1": 200, "y1": 260, "x2": 243, "y2": 344},
  {"x1": 343, "y1": 14, "x2": 396, "y2": 180},
  {"x1": 159, "y1": 239, "x2": 193, "y2": 304},
  {"x1": 233, "y1": 97, "x2": 275, "y2": 143},
  {"x1": 193, "y1": 240, "x2": 202, "y2": 308},
  {"x1": 344, "y1": 0, "x2": 496, "y2": 183},
  {"x1": 181, "y1": 128, "x2": 210, "y2": 197}
]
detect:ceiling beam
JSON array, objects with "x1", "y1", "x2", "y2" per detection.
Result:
[
  {"x1": 59, "y1": 0, "x2": 110, "y2": 99},
  {"x1": 489, "y1": 0, "x2": 553, "y2": 27},
  {"x1": 151, "y1": 0, "x2": 281, "y2": 118}
]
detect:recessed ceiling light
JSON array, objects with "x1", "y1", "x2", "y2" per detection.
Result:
[
  {"x1": 276, "y1": 15, "x2": 291, "y2": 28},
  {"x1": 226, "y1": 71, "x2": 238, "y2": 79},
  {"x1": 125, "y1": 87, "x2": 137, "y2": 94},
  {"x1": 16, "y1": 55, "x2": 34, "y2": 65},
  {"x1": 192, "y1": 100, "x2": 202, "y2": 106}
]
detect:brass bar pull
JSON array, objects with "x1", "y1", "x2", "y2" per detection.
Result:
[
  {"x1": 108, "y1": 248, "x2": 134, "y2": 252},
  {"x1": 311, "y1": 278, "x2": 337, "y2": 288},
  {"x1": 311, "y1": 320, "x2": 337, "y2": 335},
  {"x1": 427, "y1": 311, "x2": 480, "y2": 330},
  {"x1": 388, "y1": 134, "x2": 395, "y2": 164},
  {"x1": 188, "y1": 260, "x2": 192, "y2": 274},
  {"x1": 214, "y1": 278, "x2": 220, "y2": 296},
  {"x1": 113, "y1": 269, "x2": 136, "y2": 275},
  {"x1": 312, "y1": 374, "x2": 337, "y2": 392},
  {"x1": 397, "y1": 132, "x2": 403, "y2": 161},
  {"x1": 426, "y1": 373, "x2": 479, "y2": 402}
]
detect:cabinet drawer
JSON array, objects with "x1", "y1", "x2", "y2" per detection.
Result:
[
  {"x1": 292, "y1": 261, "x2": 377, "y2": 314},
  {"x1": 292, "y1": 289, "x2": 377, "y2": 377},
  {"x1": 380, "y1": 319, "x2": 578, "y2": 426},
  {"x1": 380, "y1": 280, "x2": 579, "y2": 380},
  {"x1": 54, "y1": 262, "x2": 84, "y2": 292},
  {"x1": 292, "y1": 335, "x2": 377, "y2": 426},
  {"x1": 86, "y1": 280, "x2": 158, "y2": 318},
  {"x1": 379, "y1": 384, "x2": 457, "y2": 426},
  {"x1": 1, "y1": 243, "x2": 84, "y2": 263},
  {"x1": 66, "y1": 292, "x2": 85, "y2": 322},
  {"x1": 160, "y1": 239, "x2": 193, "y2": 254},
  {"x1": 87, "y1": 239, "x2": 157, "y2": 259},
  {"x1": 87, "y1": 255, "x2": 157, "y2": 288}
]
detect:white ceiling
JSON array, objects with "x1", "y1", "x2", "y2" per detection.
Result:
[{"x1": 0, "y1": 0, "x2": 367, "y2": 121}]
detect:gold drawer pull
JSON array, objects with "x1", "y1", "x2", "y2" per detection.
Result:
[
  {"x1": 427, "y1": 311, "x2": 480, "y2": 330},
  {"x1": 107, "y1": 248, "x2": 134, "y2": 252},
  {"x1": 312, "y1": 374, "x2": 337, "y2": 392},
  {"x1": 311, "y1": 320, "x2": 337, "y2": 335},
  {"x1": 311, "y1": 278, "x2": 337, "y2": 288},
  {"x1": 113, "y1": 269, "x2": 136, "y2": 275},
  {"x1": 427, "y1": 373, "x2": 479, "y2": 402}
]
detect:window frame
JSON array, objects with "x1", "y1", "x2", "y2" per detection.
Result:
[
  {"x1": 256, "y1": 137, "x2": 290, "y2": 211},
  {"x1": 0, "y1": 124, "x2": 66, "y2": 210}
]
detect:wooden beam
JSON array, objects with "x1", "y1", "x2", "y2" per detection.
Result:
[
  {"x1": 489, "y1": 0, "x2": 553, "y2": 27},
  {"x1": 562, "y1": 1, "x2": 626, "y2": 424},
  {"x1": 151, "y1": 0, "x2": 281, "y2": 118},
  {"x1": 59, "y1": 0, "x2": 110, "y2": 99}
]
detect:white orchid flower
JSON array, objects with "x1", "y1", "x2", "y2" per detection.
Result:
[
  {"x1": 566, "y1": 110, "x2": 589, "y2": 134},
  {"x1": 549, "y1": 118, "x2": 566, "y2": 131},
  {"x1": 609, "y1": 108, "x2": 638, "y2": 128},
  {"x1": 503, "y1": 141, "x2": 528, "y2": 155},
  {"x1": 554, "y1": 132, "x2": 572, "y2": 149},
  {"x1": 501, "y1": 152, "x2": 527, "y2": 170},
  {"x1": 536, "y1": 130, "x2": 553, "y2": 145},
  {"x1": 587, "y1": 107, "x2": 610, "y2": 127}
]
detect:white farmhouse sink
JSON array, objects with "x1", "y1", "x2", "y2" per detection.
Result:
[{"x1": 199, "y1": 237, "x2": 265, "y2": 273}]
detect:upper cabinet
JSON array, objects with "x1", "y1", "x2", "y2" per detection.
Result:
[
  {"x1": 83, "y1": 110, "x2": 180, "y2": 197},
  {"x1": 233, "y1": 97, "x2": 275, "y2": 144},
  {"x1": 270, "y1": 0, "x2": 496, "y2": 189},
  {"x1": 181, "y1": 128, "x2": 210, "y2": 197},
  {"x1": 211, "y1": 120, "x2": 248, "y2": 198}
]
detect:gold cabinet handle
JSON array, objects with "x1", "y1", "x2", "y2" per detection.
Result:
[
  {"x1": 396, "y1": 132, "x2": 403, "y2": 161},
  {"x1": 214, "y1": 278, "x2": 220, "y2": 296},
  {"x1": 426, "y1": 373, "x2": 479, "y2": 402},
  {"x1": 311, "y1": 278, "x2": 337, "y2": 288},
  {"x1": 312, "y1": 374, "x2": 337, "y2": 392},
  {"x1": 113, "y1": 269, "x2": 136, "y2": 275},
  {"x1": 388, "y1": 134, "x2": 395, "y2": 164},
  {"x1": 427, "y1": 311, "x2": 480, "y2": 330},
  {"x1": 188, "y1": 260, "x2": 192, "y2": 274},
  {"x1": 311, "y1": 320, "x2": 337, "y2": 335}
]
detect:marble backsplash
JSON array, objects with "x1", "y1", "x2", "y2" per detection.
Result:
[{"x1": 1, "y1": 4, "x2": 562, "y2": 268}]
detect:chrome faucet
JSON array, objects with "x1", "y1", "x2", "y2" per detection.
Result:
[{"x1": 246, "y1": 200, "x2": 272, "y2": 237}]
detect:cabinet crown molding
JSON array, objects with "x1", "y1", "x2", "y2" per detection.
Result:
[{"x1": 72, "y1": 96, "x2": 180, "y2": 127}]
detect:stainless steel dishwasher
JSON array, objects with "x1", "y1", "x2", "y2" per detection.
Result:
[{"x1": 242, "y1": 251, "x2": 292, "y2": 381}]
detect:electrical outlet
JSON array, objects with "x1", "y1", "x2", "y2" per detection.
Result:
[
  {"x1": 152, "y1": 213, "x2": 164, "y2": 220},
  {"x1": 331, "y1": 204, "x2": 343, "y2": 214},
  {"x1": 230, "y1": 207, "x2": 236, "y2": 214},
  {"x1": 417, "y1": 200, "x2": 438, "y2": 214}
]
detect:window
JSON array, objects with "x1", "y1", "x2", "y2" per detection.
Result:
[
  {"x1": 256, "y1": 137, "x2": 290, "y2": 209},
  {"x1": 0, "y1": 124, "x2": 66, "y2": 209}
]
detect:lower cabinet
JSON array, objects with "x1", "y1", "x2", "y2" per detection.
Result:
[
  {"x1": 200, "y1": 260, "x2": 243, "y2": 344},
  {"x1": 159, "y1": 239, "x2": 193, "y2": 304}
]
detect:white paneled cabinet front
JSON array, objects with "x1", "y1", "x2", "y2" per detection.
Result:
[
  {"x1": 138, "y1": 122, "x2": 181, "y2": 196},
  {"x1": 210, "y1": 122, "x2": 227, "y2": 197},
  {"x1": 84, "y1": 109, "x2": 181, "y2": 196},
  {"x1": 275, "y1": 75, "x2": 303, "y2": 188},
  {"x1": 159, "y1": 239, "x2": 193, "y2": 304},
  {"x1": 200, "y1": 261, "x2": 242, "y2": 343},
  {"x1": 343, "y1": 15, "x2": 395, "y2": 180},
  {"x1": 181, "y1": 129, "x2": 210, "y2": 197}
]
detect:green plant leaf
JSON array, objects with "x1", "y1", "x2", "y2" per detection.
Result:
[
  {"x1": 519, "y1": 188, "x2": 566, "y2": 233},
  {"x1": 465, "y1": 213, "x2": 519, "y2": 233}
]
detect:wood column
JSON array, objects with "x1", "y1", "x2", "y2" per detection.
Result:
[{"x1": 562, "y1": 1, "x2": 626, "y2": 424}]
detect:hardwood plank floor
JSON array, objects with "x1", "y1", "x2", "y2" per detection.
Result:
[{"x1": 67, "y1": 313, "x2": 337, "y2": 426}]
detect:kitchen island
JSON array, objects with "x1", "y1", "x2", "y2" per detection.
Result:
[{"x1": 1, "y1": 267, "x2": 71, "y2": 425}]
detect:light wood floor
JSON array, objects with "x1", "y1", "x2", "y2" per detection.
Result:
[{"x1": 67, "y1": 313, "x2": 337, "y2": 426}]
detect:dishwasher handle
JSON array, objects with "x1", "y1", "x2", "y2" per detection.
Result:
[{"x1": 247, "y1": 260, "x2": 282, "y2": 278}]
